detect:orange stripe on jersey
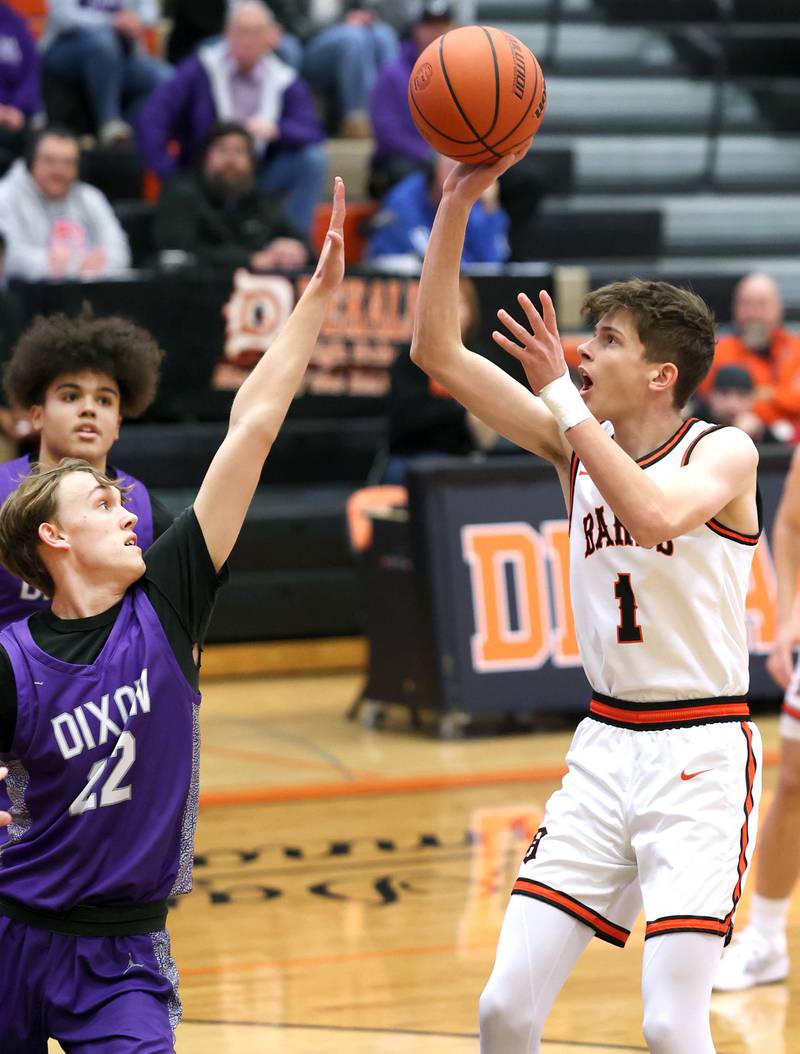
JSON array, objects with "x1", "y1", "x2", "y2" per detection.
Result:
[
  {"x1": 637, "y1": 417, "x2": 697, "y2": 468},
  {"x1": 589, "y1": 698, "x2": 750, "y2": 727},
  {"x1": 645, "y1": 916, "x2": 728, "y2": 940},
  {"x1": 680, "y1": 424, "x2": 721, "y2": 467},
  {"x1": 567, "y1": 452, "x2": 579, "y2": 528},
  {"x1": 722, "y1": 722, "x2": 757, "y2": 933},
  {"x1": 706, "y1": 518, "x2": 760, "y2": 546},
  {"x1": 783, "y1": 699, "x2": 800, "y2": 721},
  {"x1": 512, "y1": 878, "x2": 630, "y2": 947}
]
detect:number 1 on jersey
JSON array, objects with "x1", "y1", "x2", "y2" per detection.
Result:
[{"x1": 614, "y1": 573, "x2": 643, "y2": 643}]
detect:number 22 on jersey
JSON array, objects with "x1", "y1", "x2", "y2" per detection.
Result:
[{"x1": 69, "y1": 732, "x2": 136, "y2": 816}]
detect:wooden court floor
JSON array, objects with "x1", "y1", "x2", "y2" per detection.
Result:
[{"x1": 52, "y1": 669, "x2": 800, "y2": 1053}]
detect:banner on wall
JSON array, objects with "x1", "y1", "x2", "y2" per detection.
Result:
[
  {"x1": 407, "y1": 454, "x2": 788, "y2": 718},
  {"x1": 13, "y1": 268, "x2": 549, "y2": 419}
]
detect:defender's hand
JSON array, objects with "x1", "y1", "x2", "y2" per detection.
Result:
[{"x1": 310, "y1": 176, "x2": 345, "y2": 294}]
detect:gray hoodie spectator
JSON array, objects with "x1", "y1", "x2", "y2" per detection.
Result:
[{"x1": 0, "y1": 128, "x2": 131, "y2": 281}]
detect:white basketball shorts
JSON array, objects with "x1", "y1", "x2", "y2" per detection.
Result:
[{"x1": 514, "y1": 714, "x2": 762, "y2": 947}]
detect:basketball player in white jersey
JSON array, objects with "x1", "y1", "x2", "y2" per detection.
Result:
[
  {"x1": 411, "y1": 147, "x2": 762, "y2": 1054},
  {"x1": 715, "y1": 445, "x2": 800, "y2": 990}
]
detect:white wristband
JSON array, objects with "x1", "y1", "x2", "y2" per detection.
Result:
[{"x1": 538, "y1": 370, "x2": 592, "y2": 432}]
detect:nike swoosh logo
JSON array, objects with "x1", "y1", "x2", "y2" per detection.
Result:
[{"x1": 681, "y1": 768, "x2": 712, "y2": 781}]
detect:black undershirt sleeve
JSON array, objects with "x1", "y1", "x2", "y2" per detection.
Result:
[
  {"x1": 0, "y1": 646, "x2": 15, "y2": 753},
  {"x1": 142, "y1": 506, "x2": 228, "y2": 689},
  {"x1": 149, "y1": 493, "x2": 174, "y2": 540}
]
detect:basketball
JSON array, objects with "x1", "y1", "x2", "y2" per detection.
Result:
[{"x1": 407, "y1": 25, "x2": 547, "y2": 164}]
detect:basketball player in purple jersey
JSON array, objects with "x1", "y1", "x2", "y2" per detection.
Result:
[
  {"x1": 0, "y1": 177, "x2": 347, "y2": 1052},
  {"x1": 412, "y1": 148, "x2": 761, "y2": 1054},
  {"x1": 0, "y1": 311, "x2": 171, "y2": 627}
]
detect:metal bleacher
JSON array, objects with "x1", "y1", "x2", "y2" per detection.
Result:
[{"x1": 458, "y1": 0, "x2": 800, "y2": 317}]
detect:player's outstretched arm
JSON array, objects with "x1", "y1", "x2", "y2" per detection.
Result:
[
  {"x1": 194, "y1": 178, "x2": 346, "y2": 571},
  {"x1": 409, "y1": 151, "x2": 569, "y2": 470},
  {"x1": 767, "y1": 446, "x2": 800, "y2": 689},
  {"x1": 495, "y1": 290, "x2": 759, "y2": 547},
  {"x1": 0, "y1": 767, "x2": 11, "y2": 827}
]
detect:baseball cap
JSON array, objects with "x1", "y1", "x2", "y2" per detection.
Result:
[{"x1": 712, "y1": 365, "x2": 754, "y2": 393}]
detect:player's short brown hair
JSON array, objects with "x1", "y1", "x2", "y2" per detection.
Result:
[
  {"x1": 0, "y1": 459, "x2": 130, "y2": 597},
  {"x1": 582, "y1": 279, "x2": 715, "y2": 408},
  {"x1": 3, "y1": 306, "x2": 164, "y2": 417}
]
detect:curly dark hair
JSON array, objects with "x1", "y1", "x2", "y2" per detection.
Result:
[
  {"x1": 582, "y1": 279, "x2": 715, "y2": 409},
  {"x1": 4, "y1": 306, "x2": 164, "y2": 417}
]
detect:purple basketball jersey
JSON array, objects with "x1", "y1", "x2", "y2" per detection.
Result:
[
  {"x1": 0, "y1": 456, "x2": 155, "y2": 630},
  {"x1": 0, "y1": 588, "x2": 200, "y2": 910}
]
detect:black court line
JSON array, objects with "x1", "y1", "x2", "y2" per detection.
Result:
[
  {"x1": 181, "y1": 1020, "x2": 740, "y2": 1053},
  {"x1": 181, "y1": 1019, "x2": 655, "y2": 1050}
]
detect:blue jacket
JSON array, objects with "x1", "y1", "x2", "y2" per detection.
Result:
[{"x1": 366, "y1": 170, "x2": 510, "y2": 264}]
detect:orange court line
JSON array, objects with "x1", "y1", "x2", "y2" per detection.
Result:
[
  {"x1": 198, "y1": 748, "x2": 781, "y2": 809},
  {"x1": 180, "y1": 939, "x2": 494, "y2": 977},
  {"x1": 200, "y1": 764, "x2": 575, "y2": 807}
]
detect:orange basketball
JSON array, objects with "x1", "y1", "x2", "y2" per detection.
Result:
[{"x1": 408, "y1": 25, "x2": 547, "y2": 164}]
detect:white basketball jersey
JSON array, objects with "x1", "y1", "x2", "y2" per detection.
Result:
[{"x1": 568, "y1": 418, "x2": 759, "y2": 703}]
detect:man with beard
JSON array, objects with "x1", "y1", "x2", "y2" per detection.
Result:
[
  {"x1": 153, "y1": 121, "x2": 308, "y2": 273},
  {"x1": 698, "y1": 272, "x2": 800, "y2": 442}
]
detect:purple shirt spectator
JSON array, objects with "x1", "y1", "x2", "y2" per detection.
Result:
[
  {"x1": 0, "y1": 3, "x2": 41, "y2": 117},
  {"x1": 136, "y1": 41, "x2": 323, "y2": 178},
  {"x1": 370, "y1": 37, "x2": 430, "y2": 167}
]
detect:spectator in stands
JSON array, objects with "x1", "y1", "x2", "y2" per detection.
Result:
[
  {"x1": 701, "y1": 273, "x2": 800, "y2": 442},
  {"x1": 153, "y1": 121, "x2": 308, "y2": 272},
  {"x1": 381, "y1": 277, "x2": 497, "y2": 484},
  {"x1": 302, "y1": 2, "x2": 398, "y2": 138},
  {"x1": 41, "y1": 0, "x2": 171, "y2": 144},
  {"x1": 136, "y1": 0, "x2": 326, "y2": 238},
  {"x1": 366, "y1": 153, "x2": 509, "y2": 266},
  {"x1": 693, "y1": 365, "x2": 780, "y2": 444},
  {"x1": 368, "y1": 0, "x2": 455, "y2": 199},
  {"x1": 0, "y1": 127, "x2": 131, "y2": 281},
  {"x1": 0, "y1": 3, "x2": 41, "y2": 175}
]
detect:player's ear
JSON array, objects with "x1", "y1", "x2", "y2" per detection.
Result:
[
  {"x1": 38, "y1": 520, "x2": 69, "y2": 552},
  {"x1": 649, "y1": 361, "x2": 678, "y2": 395},
  {"x1": 28, "y1": 403, "x2": 44, "y2": 431}
]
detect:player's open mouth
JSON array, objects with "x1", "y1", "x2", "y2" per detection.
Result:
[
  {"x1": 578, "y1": 368, "x2": 593, "y2": 394},
  {"x1": 124, "y1": 534, "x2": 138, "y2": 547}
]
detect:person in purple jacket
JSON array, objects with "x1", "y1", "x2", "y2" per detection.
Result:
[
  {"x1": 0, "y1": 176, "x2": 346, "y2": 1052},
  {"x1": 136, "y1": 0, "x2": 327, "y2": 238},
  {"x1": 0, "y1": 2, "x2": 41, "y2": 173},
  {"x1": 368, "y1": 0, "x2": 454, "y2": 199},
  {"x1": 0, "y1": 309, "x2": 172, "y2": 629}
]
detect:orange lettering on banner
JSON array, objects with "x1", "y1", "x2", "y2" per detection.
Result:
[
  {"x1": 542, "y1": 520, "x2": 580, "y2": 666},
  {"x1": 746, "y1": 535, "x2": 777, "y2": 654},
  {"x1": 462, "y1": 523, "x2": 551, "y2": 672}
]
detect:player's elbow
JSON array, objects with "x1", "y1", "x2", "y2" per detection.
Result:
[
  {"x1": 629, "y1": 507, "x2": 672, "y2": 550},
  {"x1": 409, "y1": 335, "x2": 461, "y2": 384}
]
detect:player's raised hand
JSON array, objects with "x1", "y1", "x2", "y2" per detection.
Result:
[
  {"x1": 310, "y1": 176, "x2": 346, "y2": 294},
  {"x1": 441, "y1": 141, "x2": 531, "y2": 207},
  {"x1": 493, "y1": 289, "x2": 568, "y2": 394},
  {"x1": 0, "y1": 767, "x2": 11, "y2": 827}
]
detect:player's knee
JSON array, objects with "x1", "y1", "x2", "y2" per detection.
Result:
[
  {"x1": 479, "y1": 979, "x2": 542, "y2": 1051},
  {"x1": 641, "y1": 1005, "x2": 689, "y2": 1054}
]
